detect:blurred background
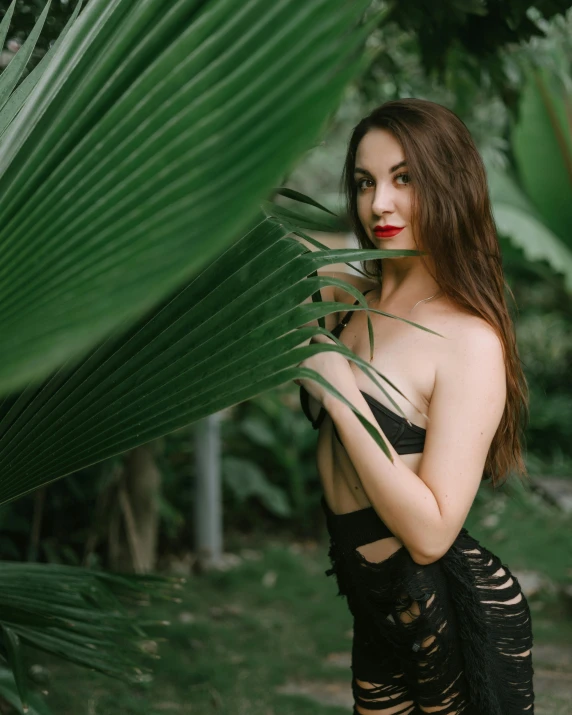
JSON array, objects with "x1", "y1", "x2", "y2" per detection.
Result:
[{"x1": 2, "y1": 0, "x2": 572, "y2": 713}]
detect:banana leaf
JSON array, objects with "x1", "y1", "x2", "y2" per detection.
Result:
[
  {"x1": 511, "y1": 64, "x2": 572, "y2": 243},
  {"x1": 489, "y1": 60, "x2": 572, "y2": 291},
  {"x1": 489, "y1": 166, "x2": 572, "y2": 291}
]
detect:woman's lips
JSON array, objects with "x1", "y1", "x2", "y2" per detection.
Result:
[{"x1": 374, "y1": 226, "x2": 404, "y2": 238}]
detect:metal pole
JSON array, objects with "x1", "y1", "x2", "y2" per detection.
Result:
[{"x1": 194, "y1": 412, "x2": 223, "y2": 568}]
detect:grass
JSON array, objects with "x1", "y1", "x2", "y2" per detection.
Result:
[
  {"x1": 12, "y1": 482, "x2": 572, "y2": 714},
  {"x1": 29, "y1": 538, "x2": 354, "y2": 715}
]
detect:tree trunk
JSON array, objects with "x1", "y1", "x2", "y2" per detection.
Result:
[{"x1": 120, "y1": 444, "x2": 161, "y2": 573}]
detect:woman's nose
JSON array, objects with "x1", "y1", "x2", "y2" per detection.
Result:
[{"x1": 371, "y1": 182, "x2": 396, "y2": 215}]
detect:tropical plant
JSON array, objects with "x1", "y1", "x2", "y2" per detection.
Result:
[
  {"x1": 221, "y1": 386, "x2": 319, "y2": 527},
  {"x1": 487, "y1": 9, "x2": 572, "y2": 292},
  {"x1": 0, "y1": 0, "x2": 434, "y2": 502},
  {"x1": 9, "y1": 0, "x2": 569, "y2": 705},
  {"x1": 358, "y1": 0, "x2": 572, "y2": 107},
  {"x1": 0, "y1": 0, "x2": 422, "y2": 708},
  {"x1": 498, "y1": 235, "x2": 572, "y2": 473},
  {"x1": 0, "y1": 0, "x2": 79, "y2": 69}
]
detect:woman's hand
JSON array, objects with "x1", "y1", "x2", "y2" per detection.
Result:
[{"x1": 294, "y1": 334, "x2": 357, "y2": 408}]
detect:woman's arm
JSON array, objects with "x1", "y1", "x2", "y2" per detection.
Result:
[
  {"x1": 324, "y1": 321, "x2": 506, "y2": 565},
  {"x1": 299, "y1": 270, "x2": 377, "y2": 423}
]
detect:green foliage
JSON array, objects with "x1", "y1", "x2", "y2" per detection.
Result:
[
  {"x1": 0, "y1": 0, "x2": 51, "y2": 111},
  {"x1": 500, "y1": 237, "x2": 572, "y2": 471},
  {"x1": 0, "y1": 0, "x2": 422, "y2": 507},
  {"x1": 0, "y1": 0, "x2": 372, "y2": 394},
  {"x1": 489, "y1": 167, "x2": 572, "y2": 291},
  {"x1": 0, "y1": 666, "x2": 53, "y2": 714},
  {"x1": 0, "y1": 0, "x2": 80, "y2": 77},
  {"x1": 358, "y1": 0, "x2": 572, "y2": 110},
  {"x1": 223, "y1": 456, "x2": 293, "y2": 519},
  {"x1": 487, "y1": 20, "x2": 572, "y2": 291},
  {"x1": 0, "y1": 561, "x2": 182, "y2": 710},
  {"x1": 222, "y1": 388, "x2": 320, "y2": 528},
  {"x1": 511, "y1": 65, "x2": 572, "y2": 240},
  {"x1": 0, "y1": 1, "x2": 79, "y2": 44},
  {"x1": 0, "y1": 0, "x2": 393, "y2": 708},
  {"x1": 0, "y1": 205, "x2": 426, "y2": 505}
]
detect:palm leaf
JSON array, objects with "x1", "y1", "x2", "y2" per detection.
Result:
[
  {"x1": 0, "y1": 1, "x2": 85, "y2": 139},
  {"x1": 273, "y1": 187, "x2": 339, "y2": 216},
  {"x1": 0, "y1": 0, "x2": 372, "y2": 394},
  {"x1": 0, "y1": 0, "x2": 52, "y2": 113},
  {"x1": 0, "y1": 667, "x2": 53, "y2": 715},
  {"x1": 0, "y1": 211, "x2": 438, "y2": 504},
  {"x1": 0, "y1": 561, "x2": 180, "y2": 710}
]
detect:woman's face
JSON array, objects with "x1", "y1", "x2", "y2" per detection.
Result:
[{"x1": 354, "y1": 128, "x2": 417, "y2": 251}]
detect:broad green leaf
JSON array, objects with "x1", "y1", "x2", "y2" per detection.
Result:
[
  {"x1": 0, "y1": 0, "x2": 370, "y2": 394},
  {"x1": 0, "y1": 217, "x2": 438, "y2": 502},
  {"x1": 223, "y1": 456, "x2": 292, "y2": 517},
  {"x1": 489, "y1": 166, "x2": 572, "y2": 291},
  {"x1": 511, "y1": 63, "x2": 572, "y2": 243}
]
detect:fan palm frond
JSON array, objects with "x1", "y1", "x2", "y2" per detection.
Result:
[
  {"x1": 0, "y1": 0, "x2": 373, "y2": 394},
  {"x1": 0, "y1": 561, "x2": 181, "y2": 710}
]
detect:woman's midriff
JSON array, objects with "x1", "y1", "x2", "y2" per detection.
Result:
[{"x1": 317, "y1": 412, "x2": 424, "y2": 564}]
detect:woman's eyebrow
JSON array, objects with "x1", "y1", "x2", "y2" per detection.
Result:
[{"x1": 354, "y1": 160, "x2": 407, "y2": 176}]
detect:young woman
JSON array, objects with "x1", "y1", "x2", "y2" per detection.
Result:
[{"x1": 297, "y1": 99, "x2": 534, "y2": 714}]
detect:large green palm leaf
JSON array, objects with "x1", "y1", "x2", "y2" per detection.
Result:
[
  {"x1": 0, "y1": 0, "x2": 391, "y2": 705},
  {"x1": 0, "y1": 209, "x2": 429, "y2": 503},
  {"x1": 0, "y1": 0, "x2": 374, "y2": 394}
]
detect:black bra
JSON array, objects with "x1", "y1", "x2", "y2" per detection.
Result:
[{"x1": 299, "y1": 289, "x2": 426, "y2": 455}]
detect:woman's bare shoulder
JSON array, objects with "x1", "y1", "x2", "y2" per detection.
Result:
[{"x1": 436, "y1": 304, "x2": 504, "y2": 363}]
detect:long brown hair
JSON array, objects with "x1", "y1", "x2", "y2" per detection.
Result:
[{"x1": 341, "y1": 98, "x2": 528, "y2": 487}]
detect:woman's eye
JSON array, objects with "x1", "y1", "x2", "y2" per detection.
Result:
[
  {"x1": 395, "y1": 172, "x2": 411, "y2": 186},
  {"x1": 356, "y1": 178, "x2": 373, "y2": 191}
]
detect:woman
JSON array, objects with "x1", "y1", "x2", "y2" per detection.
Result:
[{"x1": 296, "y1": 99, "x2": 534, "y2": 714}]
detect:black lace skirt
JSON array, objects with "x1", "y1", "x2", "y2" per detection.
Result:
[{"x1": 321, "y1": 497, "x2": 535, "y2": 714}]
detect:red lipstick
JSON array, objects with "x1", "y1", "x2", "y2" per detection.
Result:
[{"x1": 374, "y1": 225, "x2": 404, "y2": 238}]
